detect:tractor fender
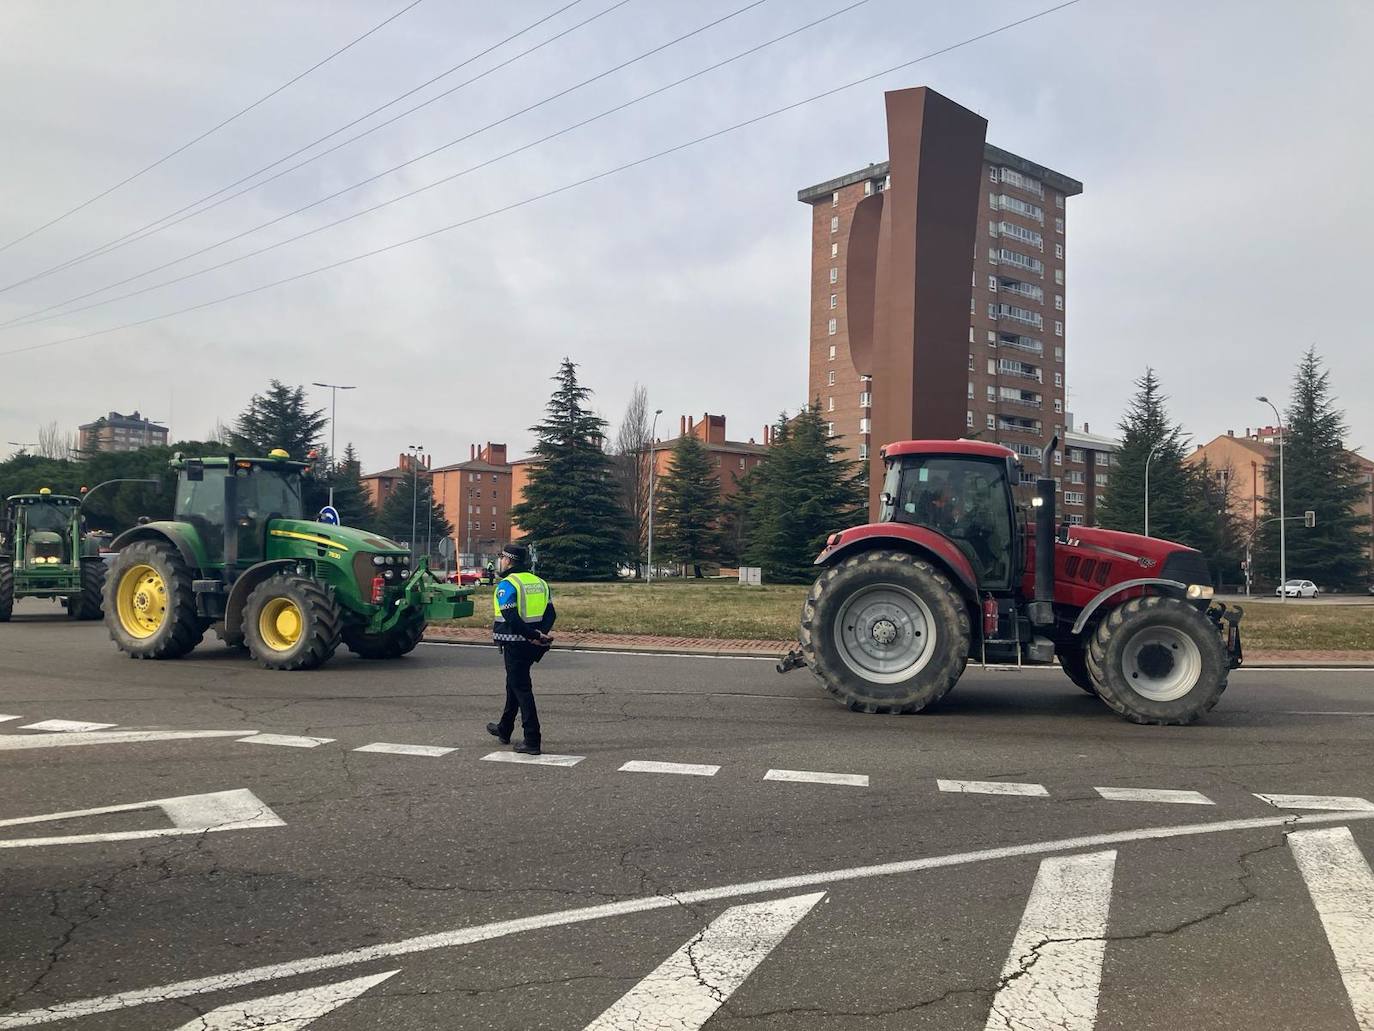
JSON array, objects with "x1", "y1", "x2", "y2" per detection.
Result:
[
  {"x1": 109, "y1": 523, "x2": 204, "y2": 574},
  {"x1": 223, "y1": 560, "x2": 298, "y2": 639},
  {"x1": 814, "y1": 523, "x2": 979, "y2": 603},
  {"x1": 1070, "y1": 578, "x2": 1188, "y2": 636}
]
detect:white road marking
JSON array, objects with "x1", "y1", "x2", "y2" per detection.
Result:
[
  {"x1": 19, "y1": 719, "x2": 116, "y2": 732},
  {"x1": 419, "y1": 641, "x2": 779, "y2": 661},
  {"x1": 583, "y1": 892, "x2": 824, "y2": 1031},
  {"x1": 0, "y1": 789, "x2": 284, "y2": 849},
  {"x1": 620, "y1": 760, "x2": 721, "y2": 777},
  {"x1": 1095, "y1": 787, "x2": 1214, "y2": 805},
  {"x1": 480, "y1": 750, "x2": 584, "y2": 768},
  {"x1": 764, "y1": 768, "x2": 868, "y2": 787},
  {"x1": 8, "y1": 809, "x2": 1374, "y2": 1028},
  {"x1": 1289, "y1": 827, "x2": 1374, "y2": 1030},
  {"x1": 352, "y1": 742, "x2": 455, "y2": 758},
  {"x1": 1282, "y1": 711, "x2": 1374, "y2": 717},
  {"x1": 1256, "y1": 793, "x2": 1374, "y2": 812},
  {"x1": 172, "y1": 970, "x2": 398, "y2": 1030},
  {"x1": 0, "y1": 715, "x2": 21, "y2": 723},
  {"x1": 938, "y1": 779, "x2": 1049, "y2": 797},
  {"x1": 0, "y1": 729, "x2": 250, "y2": 751},
  {"x1": 237, "y1": 733, "x2": 334, "y2": 749},
  {"x1": 984, "y1": 851, "x2": 1116, "y2": 1031}
]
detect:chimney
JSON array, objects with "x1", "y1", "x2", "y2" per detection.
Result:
[
  {"x1": 679, "y1": 415, "x2": 686, "y2": 436},
  {"x1": 1227, "y1": 429, "x2": 1234, "y2": 437},
  {"x1": 1083, "y1": 422, "x2": 1089, "y2": 433},
  {"x1": 687, "y1": 415, "x2": 694, "y2": 433},
  {"x1": 763, "y1": 425, "x2": 771, "y2": 445},
  {"x1": 1245, "y1": 427, "x2": 1250, "y2": 438}
]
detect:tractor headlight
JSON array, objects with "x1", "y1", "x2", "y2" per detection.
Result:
[
  {"x1": 398, "y1": 569, "x2": 410, "y2": 579},
  {"x1": 400, "y1": 555, "x2": 410, "y2": 566},
  {"x1": 385, "y1": 556, "x2": 395, "y2": 566},
  {"x1": 372, "y1": 555, "x2": 385, "y2": 567},
  {"x1": 1186, "y1": 584, "x2": 1214, "y2": 600},
  {"x1": 384, "y1": 569, "x2": 395, "y2": 581}
]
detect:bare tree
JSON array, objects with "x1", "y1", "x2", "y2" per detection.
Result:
[
  {"x1": 36, "y1": 421, "x2": 75, "y2": 460},
  {"x1": 206, "y1": 419, "x2": 234, "y2": 445},
  {"x1": 611, "y1": 384, "x2": 653, "y2": 572}
]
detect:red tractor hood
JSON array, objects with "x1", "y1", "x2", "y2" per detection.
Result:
[{"x1": 1065, "y1": 526, "x2": 1188, "y2": 570}]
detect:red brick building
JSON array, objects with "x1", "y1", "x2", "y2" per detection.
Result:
[
  {"x1": 359, "y1": 451, "x2": 428, "y2": 511},
  {"x1": 430, "y1": 443, "x2": 513, "y2": 561},
  {"x1": 649, "y1": 414, "x2": 769, "y2": 501}
]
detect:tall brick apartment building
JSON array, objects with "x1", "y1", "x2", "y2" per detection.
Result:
[
  {"x1": 799, "y1": 143, "x2": 1081, "y2": 488},
  {"x1": 431, "y1": 443, "x2": 514, "y2": 561}
]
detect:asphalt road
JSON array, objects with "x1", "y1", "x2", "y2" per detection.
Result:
[{"x1": 2, "y1": 597, "x2": 1373, "y2": 1030}]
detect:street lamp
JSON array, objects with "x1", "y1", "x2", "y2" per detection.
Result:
[
  {"x1": 1257, "y1": 396, "x2": 1286, "y2": 602},
  {"x1": 646, "y1": 409, "x2": 662, "y2": 583},
  {"x1": 312, "y1": 382, "x2": 356, "y2": 507},
  {"x1": 1143, "y1": 439, "x2": 1166, "y2": 538},
  {"x1": 407, "y1": 444, "x2": 424, "y2": 564}
]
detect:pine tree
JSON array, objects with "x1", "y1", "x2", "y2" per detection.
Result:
[
  {"x1": 743, "y1": 406, "x2": 866, "y2": 582},
  {"x1": 509, "y1": 359, "x2": 629, "y2": 580},
  {"x1": 375, "y1": 467, "x2": 452, "y2": 556},
  {"x1": 327, "y1": 443, "x2": 376, "y2": 529},
  {"x1": 1255, "y1": 349, "x2": 1371, "y2": 588},
  {"x1": 231, "y1": 381, "x2": 328, "y2": 460},
  {"x1": 655, "y1": 434, "x2": 722, "y2": 577}
]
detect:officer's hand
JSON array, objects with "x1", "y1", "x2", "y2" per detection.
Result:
[{"x1": 537, "y1": 633, "x2": 553, "y2": 646}]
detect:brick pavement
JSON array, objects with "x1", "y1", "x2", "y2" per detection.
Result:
[{"x1": 422, "y1": 625, "x2": 1372, "y2": 666}]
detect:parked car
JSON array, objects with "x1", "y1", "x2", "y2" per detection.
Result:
[
  {"x1": 1276, "y1": 579, "x2": 1320, "y2": 598},
  {"x1": 450, "y1": 569, "x2": 484, "y2": 586}
]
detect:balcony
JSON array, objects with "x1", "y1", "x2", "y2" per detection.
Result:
[
  {"x1": 998, "y1": 364, "x2": 1042, "y2": 382},
  {"x1": 995, "y1": 305, "x2": 1043, "y2": 330},
  {"x1": 998, "y1": 334, "x2": 1043, "y2": 355},
  {"x1": 998, "y1": 279, "x2": 1044, "y2": 303},
  {"x1": 999, "y1": 395, "x2": 1042, "y2": 409},
  {"x1": 998, "y1": 419, "x2": 1042, "y2": 435}
]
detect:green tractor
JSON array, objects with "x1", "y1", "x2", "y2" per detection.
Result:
[
  {"x1": 102, "y1": 451, "x2": 473, "y2": 669},
  {"x1": 0, "y1": 488, "x2": 106, "y2": 622}
]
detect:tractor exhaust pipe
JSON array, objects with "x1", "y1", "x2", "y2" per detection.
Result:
[{"x1": 1028, "y1": 435, "x2": 1059, "y2": 627}]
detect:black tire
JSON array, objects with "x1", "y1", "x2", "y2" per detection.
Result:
[
  {"x1": 242, "y1": 574, "x2": 342, "y2": 671},
  {"x1": 800, "y1": 549, "x2": 970, "y2": 714},
  {"x1": 1056, "y1": 638, "x2": 1098, "y2": 694},
  {"x1": 66, "y1": 559, "x2": 106, "y2": 621},
  {"x1": 0, "y1": 560, "x2": 12, "y2": 622},
  {"x1": 103, "y1": 540, "x2": 203, "y2": 659},
  {"x1": 342, "y1": 612, "x2": 426, "y2": 660},
  {"x1": 1088, "y1": 595, "x2": 1229, "y2": 725}
]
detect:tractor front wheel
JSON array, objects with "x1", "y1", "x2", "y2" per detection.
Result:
[
  {"x1": 342, "y1": 613, "x2": 426, "y2": 660},
  {"x1": 1088, "y1": 595, "x2": 1229, "y2": 725},
  {"x1": 800, "y1": 549, "x2": 970, "y2": 715},
  {"x1": 242, "y1": 574, "x2": 342, "y2": 671},
  {"x1": 67, "y1": 559, "x2": 106, "y2": 621},
  {"x1": 0, "y1": 560, "x2": 13, "y2": 622},
  {"x1": 104, "y1": 541, "x2": 202, "y2": 659}
]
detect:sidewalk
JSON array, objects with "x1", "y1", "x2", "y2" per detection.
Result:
[{"x1": 423, "y1": 626, "x2": 1374, "y2": 667}]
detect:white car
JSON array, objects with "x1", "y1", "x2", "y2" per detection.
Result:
[{"x1": 1276, "y1": 579, "x2": 1319, "y2": 598}]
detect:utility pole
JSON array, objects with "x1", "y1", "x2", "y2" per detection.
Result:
[
  {"x1": 646, "y1": 409, "x2": 662, "y2": 583},
  {"x1": 313, "y1": 382, "x2": 355, "y2": 507},
  {"x1": 1257, "y1": 397, "x2": 1286, "y2": 602},
  {"x1": 407, "y1": 444, "x2": 424, "y2": 564},
  {"x1": 1143, "y1": 439, "x2": 1166, "y2": 538}
]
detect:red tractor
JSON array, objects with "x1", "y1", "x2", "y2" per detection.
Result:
[{"x1": 779, "y1": 439, "x2": 1242, "y2": 725}]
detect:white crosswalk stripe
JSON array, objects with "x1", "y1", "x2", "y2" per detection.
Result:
[
  {"x1": 765, "y1": 768, "x2": 868, "y2": 787},
  {"x1": 352, "y1": 742, "x2": 455, "y2": 757},
  {"x1": 237, "y1": 734, "x2": 334, "y2": 749},
  {"x1": 171, "y1": 969, "x2": 397, "y2": 1029},
  {"x1": 583, "y1": 892, "x2": 824, "y2": 1030},
  {"x1": 1094, "y1": 787, "x2": 1214, "y2": 805},
  {"x1": 619, "y1": 760, "x2": 720, "y2": 777},
  {"x1": 20, "y1": 719, "x2": 116, "y2": 732},
  {"x1": 0, "y1": 715, "x2": 22, "y2": 723},
  {"x1": 480, "y1": 750, "x2": 584, "y2": 767},
  {"x1": 938, "y1": 779, "x2": 1049, "y2": 797},
  {"x1": 984, "y1": 851, "x2": 1116, "y2": 1031},
  {"x1": 1256, "y1": 793, "x2": 1374, "y2": 812},
  {"x1": 1289, "y1": 827, "x2": 1374, "y2": 1030}
]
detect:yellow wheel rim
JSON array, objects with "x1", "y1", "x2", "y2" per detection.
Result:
[
  {"x1": 258, "y1": 597, "x2": 304, "y2": 652},
  {"x1": 115, "y1": 563, "x2": 167, "y2": 639}
]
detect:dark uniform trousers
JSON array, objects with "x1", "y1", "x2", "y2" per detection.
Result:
[{"x1": 497, "y1": 642, "x2": 541, "y2": 746}]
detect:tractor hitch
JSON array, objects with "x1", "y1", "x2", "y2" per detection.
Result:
[
  {"x1": 776, "y1": 646, "x2": 807, "y2": 674},
  {"x1": 1210, "y1": 602, "x2": 1244, "y2": 669}
]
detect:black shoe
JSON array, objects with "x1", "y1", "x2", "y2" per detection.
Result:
[
  {"x1": 486, "y1": 722, "x2": 510, "y2": 745},
  {"x1": 513, "y1": 741, "x2": 541, "y2": 756}
]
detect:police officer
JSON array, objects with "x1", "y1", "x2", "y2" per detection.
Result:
[{"x1": 486, "y1": 543, "x2": 556, "y2": 755}]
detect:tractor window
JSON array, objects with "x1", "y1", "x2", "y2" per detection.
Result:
[
  {"x1": 178, "y1": 467, "x2": 228, "y2": 563},
  {"x1": 893, "y1": 457, "x2": 1014, "y2": 589},
  {"x1": 244, "y1": 471, "x2": 304, "y2": 522},
  {"x1": 26, "y1": 502, "x2": 70, "y2": 532}
]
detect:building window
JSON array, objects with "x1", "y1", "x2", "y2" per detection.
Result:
[
  {"x1": 1068, "y1": 470, "x2": 1085, "y2": 484},
  {"x1": 986, "y1": 413, "x2": 996, "y2": 430},
  {"x1": 1054, "y1": 398, "x2": 1063, "y2": 414},
  {"x1": 968, "y1": 327, "x2": 975, "y2": 344},
  {"x1": 988, "y1": 275, "x2": 998, "y2": 292},
  {"x1": 987, "y1": 358, "x2": 997, "y2": 375},
  {"x1": 830, "y1": 215, "x2": 839, "y2": 233},
  {"x1": 859, "y1": 443, "x2": 869, "y2": 460},
  {"x1": 1064, "y1": 491, "x2": 1085, "y2": 506},
  {"x1": 1054, "y1": 244, "x2": 1064, "y2": 259},
  {"x1": 966, "y1": 410, "x2": 974, "y2": 428},
  {"x1": 1055, "y1": 346, "x2": 1064, "y2": 362},
  {"x1": 1055, "y1": 194, "x2": 1065, "y2": 210},
  {"x1": 1054, "y1": 451, "x2": 1062, "y2": 465},
  {"x1": 828, "y1": 344, "x2": 836, "y2": 360},
  {"x1": 864, "y1": 180, "x2": 873, "y2": 196},
  {"x1": 831, "y1": 190, "x2": 839, "y2": 207},
  {"x1": 1097, "y1": 473, "x2": 1108, "y2": 486},
  {"x1": 830, "y1": 243, "x2": 839, "y2": 259},
  {"x1": 827, "y1": 370, "x2": 836, "y2": 386},
  {"x1": 740, "y1": 457, "x2": 746, "y2": 468},
  {"x1": 1055, "y1": 295, "x2": 1064, "y2": 311},
  {"x1": 859, "y1": 391, "x2": 871, "y2": 407},
  {"x1": 830, "y1": 294, "x2": 838, "y2": 309},
  {"x1": 491, "y1": 506, "x2": 497, "y2": 515},
  {"x1": 828, "y1": 318, "x2": 837, "y2": 336},
  {"x1": 829, "y1": 267, "x2": 838, "y2": 284},
  {"x1": 1070, "y1": 448, "x2": 1085, "y2": 463},
  {"x1": 1054, "y1": 269, "x2": 1064, "y2": 285},
  {"x1": 987, "y1": 330, "x2": 997, "y2": 345},
  {"x1": 968, "y1": 353, "x2": 975, "y2": 371},
  {"x1": 859, "y1": 417, "x2": 870, "y2": 433},
  {"x1": 1067, "y1": 514, "x2": 1084, "y2": 526},
  {"x1": 828, "y1": 397, "x2": 835, "y2": 412},
  {"x1": 986, "y1": 385, "x2": 996, "y2": 401},
  {"x1": 826, "y1": 422, "x2": 835, "y2": 437},
  {"x1": 1054, "y1": 321, "x2": 1064, "y2": 337},
  {"x1": 475, "y1": 490, "x2": 481, "y2": 499},
  {"x1": 1055, "y1": 217, "x2": 1064, "y2": 234},
  {"x1": 968, "y1": 381, "x2": 974, "y2": 399},
  {"x1": 490, "y1": 522, "x2": 496, "y2": 531}
]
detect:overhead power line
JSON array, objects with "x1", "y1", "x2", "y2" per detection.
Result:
[
  {"x1": 1, "y1": 0, "x2": 1084, "y2": 360},
  {"x1": 1, "y1": 0, "x2": 783, "y2": 331},
  {"x1": 0, "y1": 0, "x2": 430, "y2": 257},
  {"x1": 0, "y1": 0, "x2": 610, "y2": 298}
]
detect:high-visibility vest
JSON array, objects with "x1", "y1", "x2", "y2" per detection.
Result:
[{"x1": 492, "y1": 572, "x2": 551, "y2": 621}]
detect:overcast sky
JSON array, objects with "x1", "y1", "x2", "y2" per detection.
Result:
[{"x1": 1, "y1": 0, "x2": 1369, "y2": 470}]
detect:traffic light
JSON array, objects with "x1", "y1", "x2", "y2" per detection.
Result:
[{"x1": 1304, "y1": 510, "x2": 1316, "y2": 528}]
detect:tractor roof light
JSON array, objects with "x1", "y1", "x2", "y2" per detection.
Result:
[
  {"x1": 39, "y1": 487, "x2": 51, "y2": 495},
  {"x1": 268, "y1": 449, "x2": 290, "y2": 460}
]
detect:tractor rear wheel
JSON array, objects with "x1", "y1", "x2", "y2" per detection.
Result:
[
  {"x1": 242, "y1": 574, "x2": 342, "y2": 671},
  {"x1": 342, "y1": 612, "x2": 426, "y2": 660},
  {"x1": 800, "y1": 549, "x2": 970, "y2": 714},
  {"x1": 1056, "y1": 639, "x2": 1098, "y2": 694},
  {"x1": 104, "y1": 541, "x2": 203, "y2": 659},
  {"x1": 67, "y1": 559, "x2": 106, "y2": 621},
  {"x1": 1088, "y1": 595, "x2": 1228, "y2": 725},
  {"x1": 0, "y1": 560, "x2": 12, "y2": 622}
]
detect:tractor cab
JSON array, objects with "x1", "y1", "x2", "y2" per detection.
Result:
[
  {"x1": 878, "y1": 443, "x2": 1021, "y2": 591},
  {"x1": 6, "y1": 492, "x2": 82, "y2": 568},
  {"x1": 176, "y1": 451, "x2": 306, "y2": 566}
]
